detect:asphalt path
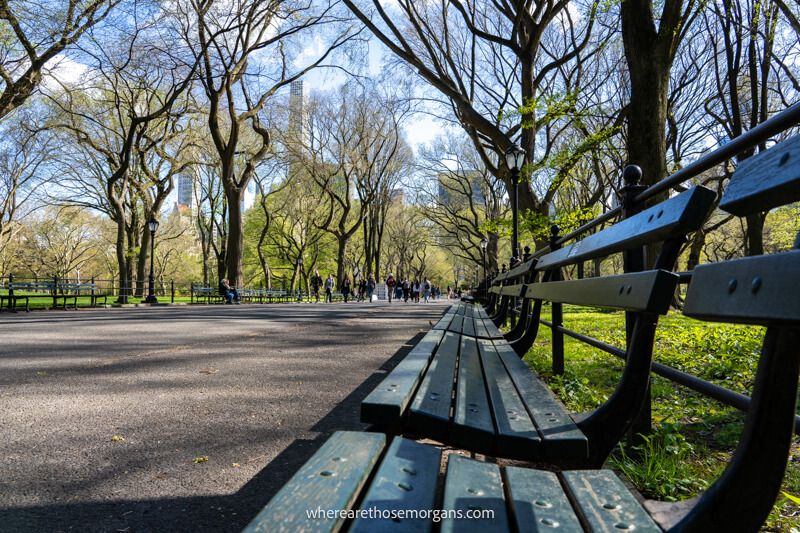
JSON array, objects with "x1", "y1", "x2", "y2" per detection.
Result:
[{"x1": 0, "y1": 300, "x2": 448, "y2": 532}]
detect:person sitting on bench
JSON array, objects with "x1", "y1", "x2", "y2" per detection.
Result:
[{"x1": 219, "y1": 278, "x2": 240, "y2": 304}]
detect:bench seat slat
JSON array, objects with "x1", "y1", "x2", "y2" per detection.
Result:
[
  {"x1": 684, "y1": 251, "x2": 800, "y2": 325},
  {"x1": 447, "y1": 315, "x2": 464, "y2": 334},
  {"x1": 494, "y1": 342, "x2": 588, "y2": 461},
  {"x1": 482, "y1": 319, "x2": 504, "y2": 339},
  {"x1": 562, "y1": 470, "x2": 661, "y2": 533},
  {"x1": 477, "y1": 339, "x2": 541, "y2": 458},
  {"x1": 505, "y1": 467, "x2": 584, "y2": 532},
  {"x1": 361, "y1": 329, "x2": 445, "y2": 425},
  {"x1": 535, "y1": 186, "x2": 716, "y2": 270},
  {"x1": 461, "y1": 317, "x2": 476, "y2": 337},
  {"x1": 432, "y1": 313, "x2": 455, "y2": 330},
  {"x1": 350, "y1": 437, "x2": 441, "y2": 533},
  {"x1": 408, "y1": 332, "x2": 460, "y2": 441},
  {"x1": 452, "y1": 336, "x2": 495, "y2": 452},
  {"x1": 523, "y1": 270, "x2": 679, "y2": 313},
  {"x1": 242, "y1": 431, "x2": 385, "y2": 533},
  {"x1": 473, "y1": 318, "x2": 490, "y2": 339},
  {"x1": 441, "y1": 455, "x2": 510, "y2": 533}
]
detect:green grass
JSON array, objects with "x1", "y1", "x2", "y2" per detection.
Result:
[{"x1": 523, "y1": 306, "x2": 800, "y2": 531}]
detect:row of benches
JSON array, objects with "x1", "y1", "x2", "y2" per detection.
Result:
[
  {"x1": 243, "y1": 124, "x2": 800, "y2": 531},
  {"x1": 0, "y1": 281, "x2": 107, "y2": 312},
  {"x1": 189, "y1": 285, "x2": 302, "y2": 304}
]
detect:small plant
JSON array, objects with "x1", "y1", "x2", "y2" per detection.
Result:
[{"x1": 610, "y1": 423, "x2": 708, "y2": 501}]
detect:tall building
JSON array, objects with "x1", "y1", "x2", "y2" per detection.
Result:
[
  {"x1": 288, "y1": 80, "x2": 304, "y2": 137},
  {"x1": 390, "y1": 188, "x2": 405, "y2": 205},
  {"x1": 437, "y1": 172, "x2": 485, "y2": 206},
  {"x1": 177, "y1": 174, "x2": 194, "y2": 213}
]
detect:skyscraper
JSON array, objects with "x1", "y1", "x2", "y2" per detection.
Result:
[
  {"x1": 288, "y1": 80, "x2": 304, "y2": 138},
  {"x1": 177, "y1": 174, "x2": 194, "y2": 212}
]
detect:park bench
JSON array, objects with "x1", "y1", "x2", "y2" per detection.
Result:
[
  {"x1": 244, "y1": 127, "x2": 800, "y2": 533},
  {"x1": 0, "y1": 279, "x2": 106, "y2": 311},
  {"x1": 360, "y1": 176, "x2": 715, "y2": 467},
  {"x1": 190, "y1": 284, "x2": 224, "y2": 304}
]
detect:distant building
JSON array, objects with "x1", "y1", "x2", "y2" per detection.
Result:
[
  {"x1": 177, "y1": 174, "x2": 193, "y2": 209},
  {"x1": 390, "y1": 188, "x2": 405, "y2": 205},
  {"x1": 437, "y1": 171, "x2": 485, "y2": 206},
  {"x1": 288, "y1": 80, "x2": 304, "y2": 138}
]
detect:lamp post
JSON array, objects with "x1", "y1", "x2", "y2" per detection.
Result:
[
  {"x1": 480, "y1": 238, "x2": 488, "y2": 295},
  {"x1": 145, "y1": 217, "x2": 159, "y2": 304},
  {"x1": 297, "y1": 257, "x2": 304, "y2": 300},
  {"x1": 505, "y1": 145, "x2": 525, "y2": 265}
]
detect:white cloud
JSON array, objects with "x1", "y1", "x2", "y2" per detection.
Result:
[{"x1": 43, "y1": 54, "x2": 89, "y2": 90}]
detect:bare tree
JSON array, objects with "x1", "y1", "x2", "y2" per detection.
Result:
[
  {"x1": 178, "y1": 0, "x2": 359, "y2": 286},
  {"x1": 0, "y1": 0, "x2": 118, "y2": 118}
]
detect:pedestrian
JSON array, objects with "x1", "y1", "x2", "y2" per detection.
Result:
[
  {"x1": 447, "y1": 285, "x2": 452, "y2": 299},
  {"x1": 386, "y1": 274, "x2": 396, "y2": 303},
  {"x1": 402, "y1": 279, "x2": 410, "y2": 302},
  {"x1": 359, "y1": 278, "x2": 367, "y2": 301},
  {"x1": 341, "y1": 275, "x2": 351, "y2": 303},
  {"x1": 412, "y1": 280, "x2": 420, "y2": 303},
  {"x1": 423, "y1": 278, "x2": 431, "y2": 303},
  {"x1": 324, "y1": 274, "x2": 335, "y2": 303},
  {"x1": 310, "y1": 270, "x2": 323, "y2": 302},
  {"x1": 367, "y1": 275, "x2": 376, "y2": 301}
]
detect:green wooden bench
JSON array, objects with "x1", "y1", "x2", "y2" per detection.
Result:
[
  {"x1": 244, "y1": 134, "x2": 800, "y2": 532},
  {"x1": 361, "y1": 181, "x2": 715, "y2": 467},
  {"x1": 0, "y1": 280, "x2": 102, "y2": 311}
]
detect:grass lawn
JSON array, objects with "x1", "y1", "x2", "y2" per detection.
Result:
[{"x1": 524, "y1": 306, "x2": 800, "y2": 531}]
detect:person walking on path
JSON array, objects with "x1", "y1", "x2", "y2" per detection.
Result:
[
  {"x1": 402, "y1": 279, "x2": 410, "y2": 302},
  {"x1": 358, "y1": 278, "x2": 367, "y2": 301},
  {"x1": 324, "y1": 274, "x2": 335, "y2": 303},
  {"x1": 367, "y1": 275, "x2": 376, "y2": 301},
  {"x1": 385, "y1": 274, "x2": 396, "y2": 303},
  {"x1": 412, "y1": 280, "x2": 420, "y2": 303},
  {"x1": 422, "y1": 278, "x2": 431, "y2": 303},
  {"x1": 341, "y1": 276, "x2": 352, "y2": 303},
  {"x1": 310, "y1": 270, "x2": 323, "y2": 302}
]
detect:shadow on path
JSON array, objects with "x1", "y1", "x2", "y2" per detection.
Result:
[{"x1": 0, "y1": 331, "x2": 426, "y2": 533}]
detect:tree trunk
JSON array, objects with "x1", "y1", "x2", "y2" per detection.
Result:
[
  {"x1": 336, "y1": 236, "x2": 347, "y2": 286},
  {"x1": 225, "y1": 188, "x2": 244, "y2": 286},
  {"x1": 114, "y1": 220, "x2": 128, "y2": 303}
]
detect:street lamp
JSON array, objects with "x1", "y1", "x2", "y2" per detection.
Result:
[
  {"x1": 297, "y1": 257, "x2": 304, "y2": 301},
  {"x1": 505, "y1": 145, "x2": 525, "y2": 265},
  {"x1": 480, "y1": 238, "x2": 488, "y2": 295},
  {"x1": 145, "y1": 217, "x2": 159, "y2": 304}
]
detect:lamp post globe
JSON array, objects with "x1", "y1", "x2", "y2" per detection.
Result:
[
  {"x1": 145, "y1": 217, "x2": 159, "y2": 304},
  {"x1": 504, "y1": 145, "x2": 525, "y2": 265}
]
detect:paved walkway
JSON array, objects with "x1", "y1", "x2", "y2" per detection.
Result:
[{"x1": 0, "y1": 301, "x2": 448, "y2": 532}]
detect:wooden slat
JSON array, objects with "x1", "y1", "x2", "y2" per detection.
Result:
[
  {"x1": 720, "y1": 134, "x2": 800, "y2": 216},
  {"x1": 440, "y1": 455, "x2": 510, "y2": 533},
  {"x1": 494, "y1": 341, "x2": 588, "y2": 461},
  {"x1": 452, "y1": 336, "x2": 495, "y2": 452},
  {"x1": 351, "y1": 437, "x2": 441, "y2": 533},
  {"x1": 505, "y1": 467, "x2": 583, "y2": 532},
  {"x1": 408, "y1": 332, "x2": 460, "y2": 440},
  {"x1": 489, "y1": 286, "x2": 501, "y2": 295},
  {"x1": 448, "y1": 314, "x2": 465, "y2": 334},
  {"x1": 683, "y1": 250, "x2": 800, "y2": 325},
  {"x1": 499, "y1": 283, "x2": 526, "y2": 297},
  {"x1": 462, "y1": 316, "x2": 476, "y2": 337},
  {"x1": 465, "y1": 305, "x2": 474, "y2": 318},
  {"x1": 433, "y1": 313, "x2": 455, "y2": 330},
  {"x1": 523, "y1": 270, "x2": 679, "y2": 313},
  {"x1": 473, "y1": 319, "x2": 490, "y2": 339},
  {"x1": 505, "y1": 257, "x2": 537, "y2": 279},
  {"x1": 477, "y1": 339, "x2": 541, "y2": 458},
  {"x1": 243, "y1": 431, "x2": 385, "y2": 533},
  {"x1": 562, "y1": 470, "x2": 661, "y2": 533},
  {"x1": 536, "y1": 186, "x2": 716, "y2": 270},
  {"x1": 361, "y1": 329, "x2": 445, "y2": 425},
  {"x1": 482, "y1": 319, "x2": 504, "y2": 339}
]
